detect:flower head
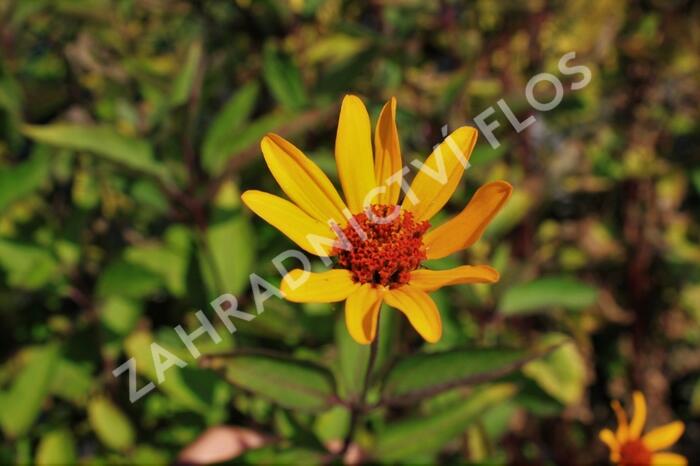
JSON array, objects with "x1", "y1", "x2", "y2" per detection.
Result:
[
  {"x1": 241, "y1": 95, "x2": 512, "y2": 344},
  {"x1": 599, "y1": 391, "x2": 686, "y2": 466}
]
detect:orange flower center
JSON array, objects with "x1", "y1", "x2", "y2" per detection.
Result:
[
  {"x1": 333, "y1": 204, "x2": 430, "y2": 288},
  {"x1": 619, "y1": 439, "x2": 652, "y2": 466}
]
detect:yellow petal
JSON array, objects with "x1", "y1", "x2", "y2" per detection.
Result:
[
  {"x1": 335, "y1": 95, "x2": 376, "y2": 213},
  {"x1": 261, "y1": 133, "x2": 347, "y2": 224},
  {"x1": 402, "y1": 126, "x2": 478, "y2": 221},
  {"x1": 345, "y1": 284, "x2": 384, "y2": 344},
  {"x1": 384, "y1": 285, "x2": 442, "y2": 343},
  {"x1": 612, "y1": 400, "x2": 629, "y2": 444},
  {"x1": 281, "y1": 269, "x2": 359, "y2": 303},
  {"x1": 643, "y1": 421, "x2": 685, "y2": 452},
  {"x1": 629, "y1": 391, "x2": 647, "y2": 440},
  {"x1": 409, "y1": 265, "x2": 500, "y2": 292},
  {"x1": 423, "y1": 181, "x2": 513, "y2": 259},
  {"x1": 373, "y1": 97, "x2": 402, "y2": 205},
  {"x1": 651, "y1": 452, "x2": 688, "y2": 466},
  {"x1": 241, "y1": 190, "x2": 336, "y2": 256},
  {"x1": 598, "y1": 429, "x2": 620, "y2": 462}
]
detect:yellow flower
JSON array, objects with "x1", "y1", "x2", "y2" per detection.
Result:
[
  {"x1": 241, "y1": 95, "x2": 512, "y2": 344},
  {"x1": 599, "y1": 391, "x2": 686, "y2": 466}
]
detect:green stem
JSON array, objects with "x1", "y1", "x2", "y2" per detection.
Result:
[{"x1": 339, "y1": 322, "x2": 380, "y2": 457}]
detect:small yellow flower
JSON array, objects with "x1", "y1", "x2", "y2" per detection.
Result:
[
  {"x1": 599, "y1": 391, "x2": 686, "y2": 466},
  {"x1": 242, "y1": 95, "x2": 512, "y2": 344}
]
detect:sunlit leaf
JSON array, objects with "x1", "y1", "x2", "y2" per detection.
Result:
[
  {"x1": 0, "y1": 345, "x2": 60, "y2": 438},
  {"x1": 49, "y1": 357, "x2": 93, "y2": 405},
  {"x1": 87, "y1": 396, "x2": 135, "y2": 451},
  {"x1": 523, "y1": 334, "x2": 586, "y2": 405},
  {"x1": 22, "y1": 124, "x2": 169, "y2": 181},
  {"x1": 0, "y1": 239, "x2": 59, "y2": 290},
  {"x1": 35, "y1": 429, "x2": 77, "y2": 466}
]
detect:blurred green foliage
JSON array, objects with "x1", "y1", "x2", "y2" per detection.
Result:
[{"x1": 0, "y1": 0, "x2": 699, "y2": 464}]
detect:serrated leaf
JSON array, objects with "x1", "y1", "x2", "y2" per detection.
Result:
[
  {"x1": 87, "y1": 396, "x2": 135, "y2": 451},
  {"x1": 218, "y1": 353, "x2": 336, "y2": 412},
  {"x1": 22, "y1": 124, "x2": 169, "y2": 181},
  {"x1": 374, "y1": 384, "x2": 517, "y2": 461},
  {"x1": 500, "y1": 276, "x2": 598, "y2": 315},
  {"x1": 382, "y1": 348, "x2": 529, "y2": 404},
  {"x1": 0, "y1": 345, "x2": 60, "y2": 438}
]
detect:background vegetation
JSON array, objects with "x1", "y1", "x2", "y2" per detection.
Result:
[{"x1": 1, "y1": 0, "x2": 699, "y2": 464}]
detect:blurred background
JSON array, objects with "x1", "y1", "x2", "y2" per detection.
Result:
[{"x1": 1, "y1": 0, "x2": 699, "y2": 464}]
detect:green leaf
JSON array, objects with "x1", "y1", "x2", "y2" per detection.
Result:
[
  {"x1": 500, "y1": 276, "x2": 598, "y2": 315},
  {"x1": 0, "y1": 72, "x2": 22, "y2": 149},
  {"x1": 313, "y1": 405, "x2": 350, "y2": 444},
  {"x1": 484, "y1": 190, "x2": 532, "y2": 239},
  {"x1": 202, "y1": 82, "x2": 259, "y2": 172},
  {"x1": 170, "y1": 40, "x2": 203, "y2": 107},
  {"x1": 0, "y1": 239, "x2": 59, "y2": 290},
  {"x1": 691, "y1": 168, "x2": 700, "y2": 195},
  {"x1": 262, "y1": 44, "x2": 307, "y2": 110},
  {"x1": 100, "y1": 297, "x2": 143, "y2": 338},
  {"x1": 374, "y1": 384, "x2": 517, "y2": 461},
  {"x1": 124, "y1": 330, "x2": 231, "y2": 416},
  {"x1": 202, "y1": 111, "x2": 291, "y2": 175},
  {"x1": 22, "y1": 124, "x2": 169, "y2": 181},
  {"x1": 238, "y1": 446, "x2": 325, "y2": 465},
  {"x1": 87, "y1": 396, "x2": 135, "y2": 451},
  {"x1": 219, "y1": 353, "x2": 336, "y2": 412},
  {"x1": 35, "y1": 429, "x2": 76, "y2": 466},
  {"x1": 335, "y1": 315, "x2": 370, "y2": 401},
  {"x1": 49, "y1": 357, "x2": 93, "y2": 405},
  {"x1": 199, "y1": 183, "x2": 254, "y2": 296},
  {"x1": 0, "y1": 344, "x2": 60, "y2": 438},
  {"x1": 522, "y1": 334, "x2": 586, "y2": 405},
  {"x1": 0, "y1": 148, "x2": 50, "y2": 211},
  {"x1": 123, "y1": 225, "x2": 192, "y2": 297},
  {"x1": 382, "y1": 348, "x2": 529, "y2": 404},
  {"x1": 96, "y1": 260, "x2": 163, "y2": 299}
]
